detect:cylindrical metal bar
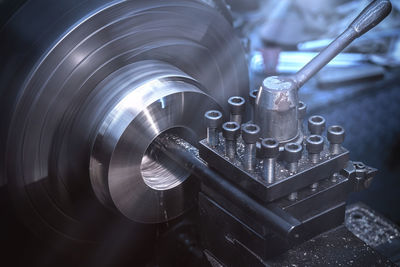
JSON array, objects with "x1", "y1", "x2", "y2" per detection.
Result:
[
  {"x1": 153, "y1": 135, "x2": 302, "y2": 240},
  {"x1": 207, "y1": 127, "x2": 219, "y2": 147},
  {"x1": 243, "y1": 143, "x2": 256, "y2": 171},
  {"x1": 330, "y1": 144, "x2": 341, "y2": 155},
  {"x1": 261, "y1": 138, "x2": 279, "y2": 183},
  {"x1": 309, "y1": 153, "x2": 319, "y2": 164},
  {"x1": 288, "y1": 162, "x2": 298, "y2": 173},
  {"x1": 242, "y1": 123, "x2": 260, "y2": 171},
  {"x1": 263, "y1": 158, "x2": 276, "y2": 184},
  {"x1": 294, "y1": 0, "x2": 392, "y2": 88},
  {"x1": 225, "y1": 140, "x2": 237, "y2": 160},
  {"x1": 222, "y1": 121, "x2": 240, "y2": 160}
]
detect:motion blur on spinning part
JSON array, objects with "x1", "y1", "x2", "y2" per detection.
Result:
[{"x1": 0, "y1": 0, "x2": 400, "y2": 266}]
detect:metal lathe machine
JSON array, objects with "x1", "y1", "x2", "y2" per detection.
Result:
[{"x1": 0, "y1": 0, "x2": 397, "y2": 266}]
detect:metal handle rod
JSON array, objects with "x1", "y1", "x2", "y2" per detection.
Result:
[
  {"x1": 293, "y1": 0, "x2": 392, "y2": 89},
  {"x1": 152, "y1": 135, "x2": 303, "y2": 240}
]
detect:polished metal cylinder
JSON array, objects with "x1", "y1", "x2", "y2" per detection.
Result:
[
  {"x1": 254, "y1": 76, "x2": 299, "y2": 142},
  {"x1": 288, "y1": 162, "x2": 299, "y2": 173},
  {"x1": 207, "y1": 128, "x2": 219, "y2": 147},
  {"x1": 309, "y1": 154, "x2": 319, "y2": 164},
  {"x1": 330, "y1": 144, "x2": 341, "y2": 155},
  {"x1": 249, "y1": 89, "x2": 259, "y2": 120},
  {"x1": 244, "y1": 143, "x2": 257, "y2": 171},
  {"x1": 298, "y1": 101, "x2": 307, "y2": 132},
  {"x1": 263, "y1": 158, "x2": 276, "y2": 184},
  {"x1": 226, "y1": 140, "x2": 237, "y2": 160}
]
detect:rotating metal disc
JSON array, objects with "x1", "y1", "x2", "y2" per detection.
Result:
[
  {"x1": 0, "y1": 0, "x2": 249, "y2": 243},
  {"x1": 89, "y1": 60, "x2": 220, "y2": 223}
]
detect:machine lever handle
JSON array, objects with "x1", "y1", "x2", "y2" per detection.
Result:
[
  {"x1": 349, "y1": 0, "x2": 392, "y2": 37},
  {"x1": 293, "y1": 0, "x2": 392, "y2": 89}
]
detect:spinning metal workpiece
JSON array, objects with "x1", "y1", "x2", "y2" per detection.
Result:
[{"x1": 0, "y1": 0, "x2": 248, "y2": 244}]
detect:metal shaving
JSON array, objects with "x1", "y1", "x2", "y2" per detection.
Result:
[{"x1": 345, "y1": 203, "x2": 400, "y2": 248}]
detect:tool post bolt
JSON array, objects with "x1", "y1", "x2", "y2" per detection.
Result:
[
  {"x1": 242, "y1": 124, "x2": 261, "y2": 171},
  {"x1": 306, "y1": 135, "x2": 324, "y2": 164},
  {"x1": 308, "y1": 115, "x2": 326, "y2": 135},
  {"x1": 261, "y1": 138, "x2": 279, "y2": 183},
  {"x1": 222, "y1": 121, "x2": 241, "y2": 160},
  {"x1": 228, "y1": 96, "x2": 246, "y2": 125},
  {"x1": 327, "y1": 125, "x2": 345, "y2": 155},
  {"x1": 204, "y1": 110, "x2": 223, "y2": 148}
]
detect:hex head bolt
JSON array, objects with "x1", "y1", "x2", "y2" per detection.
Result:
[
  {"x1": 308, "y1": 115, "x2": 326, "y2": 135},
  {"x1": 305, "y1": 134, "x2": 324, "y2": 190},
  {"x1": 242, "y1": 124, "x2": 261, "y2": 171},
  {"x1": 249, "y1": 89, "x2": 258, "y2": 107},
  {"x1": 283, "y1": 142, "x2": 303, "y2": 173},
  {"x1": 327, "y1": 125, "x2": 345, "y2": 155},
  {"x1": 228, "y1": 96, "x2": 245, "y2": 125},
  {"x1": 222, "y1": 121, "x2": 240, "y2": 160},
  {"x1": 306, "y1": 135, "x2": 324, "y2": 164},
  {"x1": 284, "y1": 142, "x2": 302, "y2": 200},
  {"x1": 298, "y1": 101, "x2": 307, "y2": 131},
  {"x1": 249, "y1": 89, "x2": 259, "y2": 120},
  {"x1": 204, "y1": 110, "x2": 223, "y2": 148},
  {"x1": 261, "y1": 138, "x2": 279, "y2": 183}
]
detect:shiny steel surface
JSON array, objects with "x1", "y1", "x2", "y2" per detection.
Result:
[
  {"x1": 255, "y1": 76, "x2": 299, "y2": 142},
  {"x1": 0, "y1": 0, "x2": 248, "y2": 241},
  {"x1": 90, "y1": 60, "x2": 220, "y2": 223}
]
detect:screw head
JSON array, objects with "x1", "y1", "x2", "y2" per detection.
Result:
[
  {"x1": 306, "y1": 135, "x2": 324, "y2": 154},
  {"x1": 308, "y1": 115, "x2": 326, "y2": 135},
  {"x1": 228, "y1": 96, "x2": 245, "y2": 115},
  {"x1": 298, "y1": 101, "x2": 307, "y2": 120},
  {"x1": 242, "y1": 124, "x2": 260, "y2": 144},
  {"x1": 222, "y1": 121, "x2": 240, "y2": 140},
  {"x1": 249, "y1": 89, "x2": 259, "y2": 106},
  {"x1": 261, "y1": 138, "x2": 279, "y2": 158},
  {"x1": 204, "y1": 110, "x2": 223, "y2": 128},
  {"x1": 327, "y1": 125, "x2": 345, "y2": 144},
  {"x1": 284, "y1": 142, "x2": 303, "y2": 163}
]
